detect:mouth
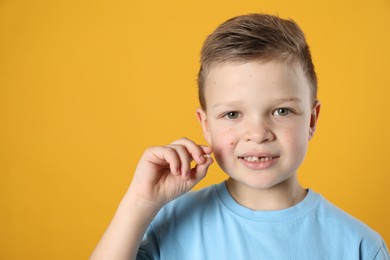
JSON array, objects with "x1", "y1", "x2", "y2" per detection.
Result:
[
  {"x1": 239, "y1": 156, "x2": 276, "y2": 162},
  {"x1": 238, "y1": 154, "x2": 279, "y2": 170}
]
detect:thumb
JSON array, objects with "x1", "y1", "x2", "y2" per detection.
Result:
[{"x1": 186, "y1": 157, "x2": 213, "y2": 190}]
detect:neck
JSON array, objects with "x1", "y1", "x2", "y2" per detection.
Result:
[{"x1": 226, "y1": 177, "x2": 307, "y2": 211}]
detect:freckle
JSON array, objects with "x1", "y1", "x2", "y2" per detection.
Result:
[{"x1": 230, "y1": 142, "x2": 234, "y2": 146}]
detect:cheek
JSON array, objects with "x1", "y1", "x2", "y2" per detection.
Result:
[
  {"x1": 282, "y1": 126, "x2": 309, "y2": 156},
  {"x1": 210, "y1": 125, "x2": 237, "y2": 146},
  {"x1": 210, "y1": 127, "x2": 238, "y2": 162},
  {"x1": 212, "y1": 131, "x2": 236, "y2": 150}
]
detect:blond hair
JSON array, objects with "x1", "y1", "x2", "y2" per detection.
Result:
[{"x1": 197, "y1": 13, "x2": 317, "y2": 109}]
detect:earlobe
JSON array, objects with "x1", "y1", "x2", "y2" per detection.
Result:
[
  {"x1": 196, "y1": 108, "x2": 212, "y2": 145},
  {"x1": 309, "y1": 100, "x2": 321, "y2": 141}
]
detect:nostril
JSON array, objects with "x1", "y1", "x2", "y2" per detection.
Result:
[{"x1": 244, "y1": 130, "x2": 274, "y2": 143}]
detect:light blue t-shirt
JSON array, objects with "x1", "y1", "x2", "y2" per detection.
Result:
[{"x1": 138, "y1": 182, "x2": 389, "y2": 259}]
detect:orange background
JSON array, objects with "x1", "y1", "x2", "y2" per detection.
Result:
[{"x1": 1, "y1": 0, "x2": 389, "y2": 259}]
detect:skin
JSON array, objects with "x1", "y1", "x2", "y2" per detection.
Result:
[
  {"x1": 90, "y1": 59, "x2": 320, "y2": 259},
  {"x1": 197, "y1": 60, "x2": 320, "y2": 210},
  {"x1": 90, "y1": 139, "x2": 213, "y2": 260}
]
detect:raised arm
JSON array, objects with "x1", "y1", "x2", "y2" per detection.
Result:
[{"x1": 90, "y1": 138, "x2": 213, "y2": 260}]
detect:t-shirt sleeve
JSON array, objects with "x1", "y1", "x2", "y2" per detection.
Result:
[
  {"x1": 136, "y1": 224, "x2": 159, "y2": 260},
  {"x1": 373, "y1": 240, "x2": 390, "y2": 260}
]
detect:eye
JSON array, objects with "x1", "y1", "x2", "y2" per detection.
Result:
[
  {"x1": 273, "y1": 108, "x2": 292, "y2": 116},
  {"x1": 224, "y1": 111, "x2": 240, "y2": 119}
]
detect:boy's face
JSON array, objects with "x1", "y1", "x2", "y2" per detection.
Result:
[{"x1": 197, "y1": 60, "x2": 320, "y2": 191}]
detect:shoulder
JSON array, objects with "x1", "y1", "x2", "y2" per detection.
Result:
[
  {"x1": 314, "y1": 192, "x2": 388, "y2": 258},
  {"x1": 164, "y1": 183, "x2": 219, "y2": 211},
  {"x1": 152, "y1": 183, "x2": 222, "y2": 225},
  {"x1": 138, "y1": 184, "x2": 223, "y2": 259},
  {"x1": 316, "y1": 194, "x2": 377, "y2": 236},
  {"x1": 147, "y1": 183, "x2": 225, "y2": 247}
]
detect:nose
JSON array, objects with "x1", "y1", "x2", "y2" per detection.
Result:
[{"x1": 242, "y1": 117, "x2": 275, "y2": 143}]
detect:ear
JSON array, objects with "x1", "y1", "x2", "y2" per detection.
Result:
[
  {"x1": 308, "y1": 100, "x2": 321, "y2": 141},
  {"x1": 196, "y1": 108, "x2": 212, "y2": 145}
]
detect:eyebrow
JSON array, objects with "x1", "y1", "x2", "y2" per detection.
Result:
[
  {"x1": 212, "y1": 97, "x2": 302, "y2": 109},
  {"x1": 272, "y1": 97, "x2": 303, "y2": 104},
  {"x1": 212, "y1": 101, "x2": 245, "y2": 109}
]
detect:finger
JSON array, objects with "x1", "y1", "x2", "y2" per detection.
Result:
[
  {"x1": 191, "y1": 145, "x2": 213, "y2": 166},
  {"x1": 199, "y1": 145, "x2": 213, "y2": 160},
  {"x1": 167, "y1": 144, "x2": 192, "y2": 177},
  {"x1": 186, "y1": 156, "x2": 214, "y2": 188},
  {"x1": 171, "y1": 138, "x2": 209, "y2": 165},
  {"x1": 147, "y1": 146, "x2": 182, "y2": 176}
]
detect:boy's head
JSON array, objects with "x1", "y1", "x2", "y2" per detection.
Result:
[
  {"x1": 197, "y1": 13, "x2": 317, "y2": 110},
  {"x1": 196, "y1": 13, "x2": 321, "y2": 197}
]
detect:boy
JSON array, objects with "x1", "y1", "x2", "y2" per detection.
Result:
[{"x1": 91, "y1": 14, "x2": 389, "y2": 259}]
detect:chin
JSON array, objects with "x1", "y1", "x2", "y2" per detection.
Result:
[{"x1": 229, "y1": 174, "x2": 287, "y2": 191}]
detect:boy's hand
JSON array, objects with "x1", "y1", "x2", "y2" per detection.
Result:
[
  {"x1": 129, "y1": 138, "x2": 213, "y2": 209},
  {"x1": 91, "y1": 138, "x2": 213, "y2": 260}
]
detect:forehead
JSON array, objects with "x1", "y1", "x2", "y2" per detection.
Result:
[{"x1": 204, "y1": 60, "x2": 311, "y2": 107}]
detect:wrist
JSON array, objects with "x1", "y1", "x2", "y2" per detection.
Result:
[{"x1": 122, "y1": 189, "x2": 162, "y2": 220}]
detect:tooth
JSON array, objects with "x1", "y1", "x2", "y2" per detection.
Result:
[
  {"x1": 245, "y1": 156, "x2": 257, "y2": 162},
  {"x1": 243, "y1": 156, "x2": 275, "y2": 162}
]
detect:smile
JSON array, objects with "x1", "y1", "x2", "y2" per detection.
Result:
[
  {"x1": 241, "y1": 156, "x2": 274, "y2": 162},
  {"x1": 238, "y1": 154, "x2": 279, "y2": 170}
]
